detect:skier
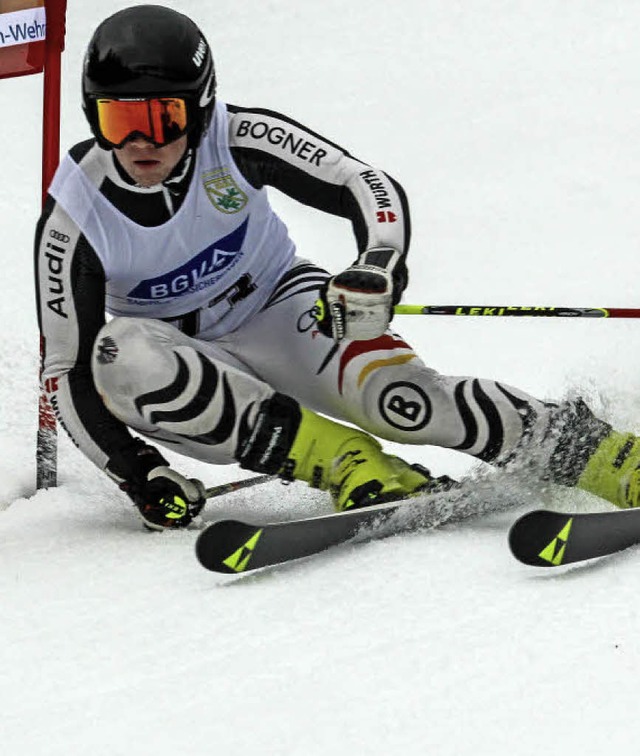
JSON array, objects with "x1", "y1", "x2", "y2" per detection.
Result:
[{"x1": 35, "y1": 4, "x2": 640, "y2": 531}]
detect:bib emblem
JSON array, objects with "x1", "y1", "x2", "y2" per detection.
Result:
[{"x1": 202, "y1": 167, "x2": 248, "y2": 214}]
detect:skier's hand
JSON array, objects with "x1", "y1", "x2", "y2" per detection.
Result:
[
  {"x1": 127, "y1": 466, "x2": 206, "y2": 530},
  {"x1": 106, "y1": 440, "x2": 206, "y2": 530},
  {"x1": 317, "y1": 247, "x2": 407, "y2": 341}
]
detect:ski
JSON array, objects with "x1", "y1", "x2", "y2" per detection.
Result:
[
  {"x1": 508, "y1": 507, "x2": 640, "y2": 567},
  {"x1": 195, "y1": 497, "x2": 422, "y2": 574},
  {"x1": 195, "y1": 482, "x2": 524, "y2": 574}
]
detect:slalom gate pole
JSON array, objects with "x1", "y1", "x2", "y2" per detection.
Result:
[
  {"x1": 36, "y1": 0, "x2": 67, "y2": 490},
  {"x1": 394, "y1": 305, "x2": 640, "y2": 319}
]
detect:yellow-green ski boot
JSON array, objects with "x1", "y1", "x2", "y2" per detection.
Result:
[
  {"x1": 288, "y1": 409, "x2": 440, "y2": 510},
  {"x1": 237, "y1": 394, "x2": 454, "y2": 511},
  {"x1": 577, "y1": 431, "x2": 640, "y2": 509}
]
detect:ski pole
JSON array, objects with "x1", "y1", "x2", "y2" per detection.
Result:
[
  {"x1": 394, "y1": 305, "x2": 640, "y2": 318},
  {"x1": 205, "y1": 474, "x2": 274, "y2": 499}
]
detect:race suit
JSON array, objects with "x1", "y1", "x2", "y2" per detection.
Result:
[{"x1": 35, "y1": 101, "x2": 553, "y2": 476}]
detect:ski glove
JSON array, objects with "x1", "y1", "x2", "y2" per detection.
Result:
[
  {"x1": 106, "y1": 440, "x2": 206, "y2": 530},
  {"x1": 317, "y1": 247, "x2": 407, "y2": 341}
]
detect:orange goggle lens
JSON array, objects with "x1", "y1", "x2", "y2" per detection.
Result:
[{"x1": 95, "y1": 98, "x2": 189, "y2": 147}]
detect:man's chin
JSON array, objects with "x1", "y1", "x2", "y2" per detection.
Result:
[
  {"x1": 134, "y1": 176, "x2": 163, "y2": 188},
  {"x1": 130, "y1": 169, "x2": 166, "y2": 187},
  {"x1": 120, "y1": 159, "x2": 168, "y2": 187}
]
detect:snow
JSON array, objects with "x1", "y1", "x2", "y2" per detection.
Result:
[{"x1": 2, "y1": 0, "x2": 640, "y2": 753}]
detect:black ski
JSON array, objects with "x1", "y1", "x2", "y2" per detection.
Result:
[
  {"x1": 196, "y1": 482, "x2": 523, "y2": 574},
  {"x1": 508, "y1": 507, "x2": 640, "y2": 567},
  {"x1": 195, "y1": 498, "x2": 418, "y2": 574}
]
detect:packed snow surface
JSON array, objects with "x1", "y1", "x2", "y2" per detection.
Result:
[{"x1": 2, "y1": 1, "x2": 640, "y2": 753}]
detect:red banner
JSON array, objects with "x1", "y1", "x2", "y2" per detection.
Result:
[{"x1": 0, "y1": 0, "x2": 46, "y2": 79}]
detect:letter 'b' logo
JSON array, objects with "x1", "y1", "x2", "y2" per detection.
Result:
[{"x1": 379, "y1": 382, "x2": 431, "y2": 431}]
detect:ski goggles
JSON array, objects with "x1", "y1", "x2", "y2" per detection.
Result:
[{"x1": 94, "y1": 97, "x2": 190, "y2": 148}]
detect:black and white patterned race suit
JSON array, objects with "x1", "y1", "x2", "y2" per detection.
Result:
[{"x1": 37, "y1": 101, "x2": 578, "y2": 484}]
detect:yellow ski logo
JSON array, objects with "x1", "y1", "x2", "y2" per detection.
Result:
[
  {"x1": 538, "y1": 518, "x2": 573, "y2": 565},
  {"x1": 222, "y1": 529, "x2": 263, "y2": 572}
]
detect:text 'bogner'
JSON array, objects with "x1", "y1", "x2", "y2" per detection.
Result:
[{"x1": 235, "y1": 120, "x2": 328, "y2": 166}]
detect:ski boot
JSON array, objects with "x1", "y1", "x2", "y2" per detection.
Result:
[
  {"x1": 547, "y1": 398, "x2": 640, "y2": 508},
  {"x1": 237, "y1": 394, "x2": 455, "y2": 511},
  {"x1": 577, "y1": 431, "x2": 640, "y2": 509}
]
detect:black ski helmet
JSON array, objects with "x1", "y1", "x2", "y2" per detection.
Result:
[{"x1": 82, "y1": 5, "x2": 216, "y2": 150}]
